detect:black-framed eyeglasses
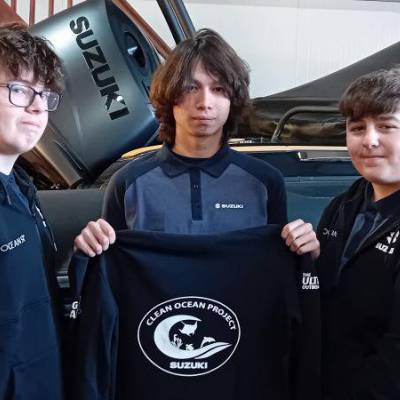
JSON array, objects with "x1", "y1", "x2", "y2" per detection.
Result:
[{"x1": 0, "y1": 83, "x2": 60, "y2": 112}]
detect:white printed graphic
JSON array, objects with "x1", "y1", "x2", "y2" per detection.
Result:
[
  {"x1": 154, "y1": 315, "x2": 231, "y2": 360},
  {"x1": 322, "y1": 228, "x2": 338, "y2": 238},
  {"x1": 302, "y1": 273, "x2": 319, "y2": 290},
  {"x1": 375, "y1": 231, "x2": 399, "y2": 255},
  {"x1": 138, "y1": 296, "x2": 241, "y2": 377},
  {"x1": 386, "y1": 231, "x2": 399, "y2": 245},
  {"x1": 214, "y1": 203, "x2": 244, "y2": 209},
  {"x1": 0, "y1": 234, "x2": 26, "y2": 253}
]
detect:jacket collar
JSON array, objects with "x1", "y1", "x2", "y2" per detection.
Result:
[
  {"x1": 339, "y1": 178, "x2": 400, "y2": 259},
  {"x1": 364, "y1": 183, "x2": 400, "y2": 218},
  {"x1": 13, "y1": 165, "x2": 36, "y2": 200},
  {"x1": 157, "y1": 144, "x2": 231, "y2": 178},
  {"x1": 343, "y1": 178, "x2": 400, "y2": 217},
  {"x1": 341, "y1": 177, "x2": 367, "y2": 205},
  {"x1": 336, "y1": 178, "x2": 367, "y2": 234},
  {"x1": 0, "y1": 164, "x2": 36, "y2": 205}
]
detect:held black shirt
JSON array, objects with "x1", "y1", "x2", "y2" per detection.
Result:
[{"x1": 68, "y1": 225, "x2": 320, "y2": 400}]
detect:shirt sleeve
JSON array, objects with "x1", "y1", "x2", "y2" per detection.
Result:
[
  {"x1": 267, "y1": 168, "x2": 288, "y2": 224},
  {"x1": 102, "y1": 170, "x2": 129, "y2": 230},
  {"x1": 67, "y1": 253, "x2": 118, "y2": 400},
  {"x1": 289, "y1": 254, "x2": 321, "y2": 400}
]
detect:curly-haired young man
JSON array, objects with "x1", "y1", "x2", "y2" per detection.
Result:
[{"x1": 0, "y1": 23, "x2": 64, "y2": 399}]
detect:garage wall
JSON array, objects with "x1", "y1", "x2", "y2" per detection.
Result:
[
  {"x1": 134, "y1": 0, "x2": 400, "y2": 97},
  {"x1": 5, "y1": 0, "x2": 400, "y2": 98}
]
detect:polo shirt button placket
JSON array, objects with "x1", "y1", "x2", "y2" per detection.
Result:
[{"x1": 190, "y1": 169, "x2": 202, "y2": 221}]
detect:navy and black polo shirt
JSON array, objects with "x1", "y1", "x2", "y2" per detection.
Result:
[{"x1": 103, "y1": 144, "x2": 287, "y2": 233}]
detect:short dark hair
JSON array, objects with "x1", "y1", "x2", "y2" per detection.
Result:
[
  {"x1": 150, "y1": 28, "x2": 250, "y2": 145},
  {"x1": 0, "y1": 23, "x2": 64, "y2": 92},
  {"x1": 339, "y1": 67, "x2": 400, "y2": 120}
]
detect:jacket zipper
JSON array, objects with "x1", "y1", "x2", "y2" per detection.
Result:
[{"x1": 34, "y1": 204, "x2": 58, "y2": 252}]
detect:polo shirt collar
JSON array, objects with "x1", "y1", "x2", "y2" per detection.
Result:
[
  {"x1": 364, "y1": 182, "x2": 400, "y2": 218},
  {"x1": 158, "y1": 144, "x2": 231, "y2": 178}
]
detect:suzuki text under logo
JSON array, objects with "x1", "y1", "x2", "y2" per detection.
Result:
[
  {"x1": 137, "y1": 296, "x2": 241, "y2": 377},
  {"x1": 214, "y1": 203, "x2": 244, "y2": 209}
]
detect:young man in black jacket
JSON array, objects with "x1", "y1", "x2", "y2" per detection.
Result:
[
  {"x1": 0, "y1": 23, "x2": 65, "y2": 399},
  {"x1": 317, "y1": 68, "x2": 400, "y2": 400},
  {"x1": 0, "y1": 23, "x2": 124, "y2": 399}
]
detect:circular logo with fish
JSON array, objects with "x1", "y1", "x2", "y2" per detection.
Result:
[{"x1": 137, "y1": 296, "x2": 241, "y2": 377}]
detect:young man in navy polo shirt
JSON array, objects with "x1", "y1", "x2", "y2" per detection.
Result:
[{"x1": 75, "y1": 29, "x2": 319, "y2": 257}]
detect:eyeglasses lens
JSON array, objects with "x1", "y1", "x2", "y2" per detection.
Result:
[{"x1": 9, "y1": 84, "x2": 60, "y2": 111}]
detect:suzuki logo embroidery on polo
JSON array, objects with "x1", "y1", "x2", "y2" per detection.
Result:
[
  {"x1": 137, "y1": 296, "x2": 241, "y2": 377},
  {"x1": 214, "y1": 203, "x2": 244, "y2": 209},
  {"x1": 0, "y1": 234, "x2": 26, "y2": 253},
  {"x1": 302, "y1": 273, "x2": 319, "y2": 290},
  {"x1": 375, "y1": 231, "x2": 399, "y2": 255}
]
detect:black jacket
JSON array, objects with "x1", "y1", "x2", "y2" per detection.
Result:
[
  {"x1": 317, "y1": 178, "x2": 400, "y2": 400},
  {"x1": 0, "y1": 166, "x2": 63, "y2": 399},
  {"x1": 68, "y1": 226, "x2": 321, "y2": 400}
]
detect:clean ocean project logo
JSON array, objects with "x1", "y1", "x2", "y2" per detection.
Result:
[{"x1": 137, "y1": 296, "x2": 241, "y2": 377}]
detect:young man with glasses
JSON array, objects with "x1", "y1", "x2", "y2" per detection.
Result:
[{"x1": 0, "y1": 23, "x2": 64, "y2": 399}]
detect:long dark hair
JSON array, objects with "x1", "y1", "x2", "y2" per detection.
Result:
[{"x1": 150, "y1": 29, "x2": 250, "y2": 145}]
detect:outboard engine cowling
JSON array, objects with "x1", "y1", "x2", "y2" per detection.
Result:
[{"x1": 30, "y1": 0, "x2": 160, "y2": 186}]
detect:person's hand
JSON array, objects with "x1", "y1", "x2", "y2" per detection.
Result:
[
  {"x1": 281, "y1": 219, "x2": 320, "y2": 260},
  {"x1": 74, "y1": 219, "x2": 116, "y2": 257}
]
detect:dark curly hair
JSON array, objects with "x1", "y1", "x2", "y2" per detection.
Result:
[
  {"x1": 150, "y1": 29, "x2": 250, "y2": 145},
  {"x1": 0, "y1": 23, "x2": 64, "y2": 92},
  {"x1": 339, "y1": 67, "x2": 400, "y2": 121}
]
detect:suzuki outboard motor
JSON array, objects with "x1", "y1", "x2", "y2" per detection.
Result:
[{"x1": 30, "y1": 0, "x2": 160, "y2": 186}]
